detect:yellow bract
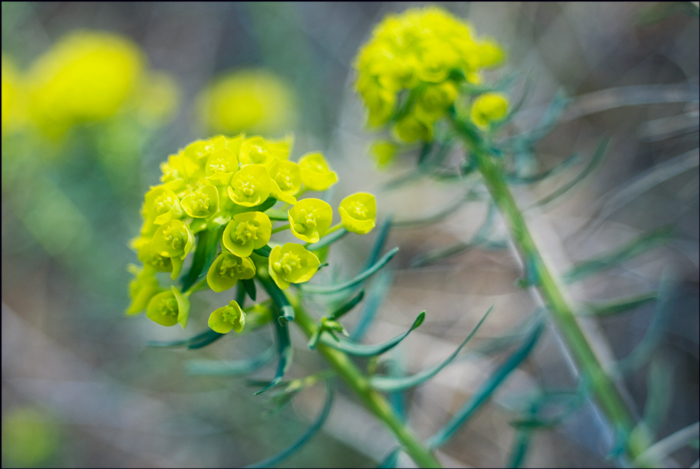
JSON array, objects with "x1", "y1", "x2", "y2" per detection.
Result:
[
  {"x1": 228, "y1": 164, "x2": 272, "y2": 207},
  {"x1": 288, "y1": 198, "x2": 333, "y2": 243},
  {"x1": 208, "y1": 300, "x2": 246, "y2": 334},
  {"x1": 339, "y1": 193, "x2": 377, "y2": 235},
  {"x1": 197, "y1": 69, "x2": 296, "y2": 136},
  {"x1": 470, "y1": 93, "x2": 509, "y2": 129},
  {"x1": 354, "y1": 6, "x2": 506, "y2": 141},
  {"x1": 269, "y1": 243, "x2": 321, "y2": 290},
  {"x1": 207, "y1": 252, "x2": 256, "y2": 292},
  {"x1": 222, "y1": 211, "x2": 272, "y2": 257},
  {"x1": 152, "y1": 219, "x2": 195, "y2": 259},
  {"x1": 146, "y1": 286, "x2": 190, "y2": 328},
  {"x1": 298, "y1": 153, "x2": 338, "y2": 191},
  {"x1": 126, "y1": 265, "x2": 160, "y2": 316}
]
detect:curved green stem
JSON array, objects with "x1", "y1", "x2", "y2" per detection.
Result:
[
  {"x1": 449, "y1": 113, "x2": 653, "y2": 465},
  {"x1": 290, "y1": 296, "x2": 441, "y2": 468}
]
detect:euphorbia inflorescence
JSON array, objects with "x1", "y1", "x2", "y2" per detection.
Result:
[
  {"x1": 127, "y1": 133, "x2": 377, "y2": 334},
  {"x1": 354, "y1": 6, "x2": 508, "y2": 145}
]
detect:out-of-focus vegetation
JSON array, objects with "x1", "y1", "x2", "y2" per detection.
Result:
[{"x1": 2, "y1": 2, "x2": 698, "y2": 468}]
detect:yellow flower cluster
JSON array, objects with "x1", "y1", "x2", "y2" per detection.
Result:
[
  {"x1": 128, "y1": 133, "x2": 377, "y2": 332},
  {"x1": 2, "y1": 30, "x2": 180, "y2": 138},
  {"x1": 354, "y1": 7, "x2": 505, "y2": 141},
  {"x1": 197, "y1": 69, "x2": 296, "y2": 136}
]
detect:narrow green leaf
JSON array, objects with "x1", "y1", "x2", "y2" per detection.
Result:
[
  {"x1": 241, "y1": 278, "x2": 257, "y2": 302},
  {"x1": 185, "y1": 347, "x2": 275, "y2": 376},
  {"x1": 370, "y1": 306, "x2": 494, "y2": 392},
  {"x1": 581, "y1": 291, "x2": 657, "y2": 316},
  {"x1": 319, "y1": 311, "x2": 425, "y2": 357},
  {"x1": 350, "y1": 270, "x2": 394, "y2": 341},
  {"x1": 364, "y1": 217, "x2": 393, "y2": 271},
  {"x1": 382, "y1": 140, "x2": 454, "y2": 190},
  {"x1": 564, "y1": 226, "x2": 673, "y2": 284},
  {"x1": 245, "y1": 196, "x2": 278, "y2": 213},
  {"x1": 245, "y1": 380, "x2": 335, "y2": 468},
  {"x1": 533, "y1": 136, "x2": 609, "y2": 207},
  {"x1": 634, "y1": 422, "x2": 700, "y2": 467},
  {"x1": 181, "y1": 227, "x2": 221, "y2": 292},
  {"x1": 236, "y1": 282, "x2": 246, "y2": 307},
  {"x1": 255, "y1": 277, "x2": 294, "y2": 395},
  {"x1": 147, "y1": 328, "x2": 223, "y2": 348},
  {"x1": 305, "y1": 228, "x2": 348, "y2": 251},
  {"x1": 507, "y1": 430, "x2": 532, "y2": 468},
  {"x1": 329, "y1": 289, "x2": 365, "y2": 321},
  {"x1": 376, "y1": 448, "x2": 401, "y2": 468},
  {"x1": 505, "y1": 152, "x2": 581, "y2": 185},
  {"x1": 427, "y1": 320, "x2": 544, "y2": 448},
  {"x1": 187, "y1": 331, "x2": 226, "y2": 350},
  {"x1": 300, "y1": 247, "x2": 399, "y2": 295}
]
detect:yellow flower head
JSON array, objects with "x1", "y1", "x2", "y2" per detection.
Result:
[
  {"x1": 143, "y1": 186, "x2": 183, "y2": 224},
  {"x1": 228, "y1": 164, "x2": 272, "y2": 207},
  {"x1": 207, "y1": 252, "x2": 256, "y2": 292},
  {"x1": 198, "y1": 69, "x2": 296, "y2": 136},
  {"x1": 288, "y1": 198, "x2": 333, "y2": 243},
  {"x1": 126, "y1": 265, "x2": 160, "y2": 315},
  {"x1": 269, "y1": 243, "x2": 320, "y2": 289},
  {"x1": 222, "y1": 211, "x2": 272, "y2": 257},
  {"x1": 239, "y1": 135, "x2": 292, "y2": 167},
  {"x1": 268, "y1": 159, "x2": 301, "y2": 205},
  {"x1": 28, "y1": 30, "x2": 145, "y2": 135},
  {"x1": 354, "y1": 7, "x2": 505, "y2": 137},
  {"x1": 147, "y1": 286, "x2": 190, "y2": 328},
  {"x1": 298, "y1": 153, "x2": 338, "y2": 191},
  {"x1": 181, "y1": 183, "x2": 219, "y2": 219},
  {"x1": 208, "y1": 300, "x2": 246, "y2": 334},
  {"x1": 470, "y1": 92, "x2": 509, "y2": 129},
  {"x1": 2, "y1": 54, "x2": 27, "y2": 134},
  {"x1": 339, "y1": 193, "x2": 376, "y2": 235}
]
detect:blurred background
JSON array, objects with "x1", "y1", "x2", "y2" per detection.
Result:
[{"x1": 2, "y1": 2, "x2": 698, "y2": 467}]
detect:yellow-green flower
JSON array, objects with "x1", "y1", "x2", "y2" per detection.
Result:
[
  {"x1": 228, "y1": 164, "x2": 272, "y2": 207},
  {"x1": 239, "y1": 135, "x2": 292, "y2": 167},
  {"x1": 268, "y1": 159, "x2": 301, "y2": 204},
  {"x1": 205, "y1": 134, "x2": 244, "y2": 185},
  {"x1": 414, "y1": 81, "x2": 459, "y2": 123},
  {"x1": 206, "y1": 252, "x2": 256, "y2": 292},
  {"x1": 470, "y1": 92, "x2": 508, "y2": 129},
  {"x1": 28, "y1": 30, "x2": 145, "y2": 136},
  {"x1": 152, "y1": 219, "x2": 195, "y2": 259},
  {"x1": 143, "y1": 186, "x2": 183, "y2": 225},
  {"x1": 146, "y1": 286, "x2": 190, "y2": 328},
  {"x1": 2, "y1": 54, "x2": 27, "y2": 134},
  {"x1": 181, "y1": 183, "x2": 219, "y2": 219},
  {"x1": 222, "y1": 211, "x2": 272, "y2": 257},
  {"x1": 197, "y1": 69, "x2": 296, "y2": 136},
  {"x1": 370, "y1": 141, "x2": 397, "y2": 169},
  {"x1": 298, "y1": 153, "x2": 338, "y2": 191},
  {"x1": 208, "y1": 300, "x2": 246, "y2": 334},
  {"x1": 137, "y1": 243, "x2": 173, "y2": 273},
  {"x1": 339, "y1": 192, "x2": 376, "y2": 235},
  {"x1": 288, "y1": 198, "x2": 333, "y2": 243},
  {"x1": 126, "y1": 264, "x2": 160, "y2": 315},
  {"x1": 269, "y1": 243, "x2": 320, "y2": 289},
  {"x1": 394, "y1": 115, "x2": 432, "y2": 143}
]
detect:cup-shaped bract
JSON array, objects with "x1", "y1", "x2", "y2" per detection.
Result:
[
  {"x1": 205, "y1": 134, "x2": 244, "y2": 185},
  {"x1": 137, "y1": 243, "x2": 173, "y2": 273},
  {"x1": 222, "y1": 211, "x2": 272, "y2": 257},
  {"x1": 228, "y1": 164, "x2": 272, "y2": 207},
  {"x1": 414, "y1": 81, "x2": 459, "y2": 123},
  {"x1": 269, "y1": 243, "x2": 321, "y2": 290},
  {"x1": 181, "y1": 184, "x2": 219, "y2": 219},
  {"x1": 268, "y1": 159, "x2": 301, "y2": 205},
  {"x1": 208, "y1": 300, "x2": 246, "y2": 334},
  {"x1": 126, "y1": 265, "x2": 160, "y2": 315},
  {"x1": 152, "y1": 219, "x2": 195, "y2": 259},
  {"x1": 470, "y1": 92, "x2": 508, "y2": 129},
  {"x1": 143, "y1": 186, "x2": 183, "y2": 225},
  {"x1": 207, "y1": 252, "x2": 256, "y2": 292},
  {"x1": 339, "y1": 192, "x2": 377, "y2": 235},
  {"x1": 239, "y1": 136, "x2": 292, "y2": 167},
  {"x1": 146, "y1": 286, "x2": 190, "y2": 328},
  {"x1": 288, "y1": 198, "x2": 333, "y2": 243},
  {"x1": 395, "y1": 115, "x2": 433, "y2": 143},
  {"x1": 298, "y1": 153, "x2": 338, "y2": 191}
]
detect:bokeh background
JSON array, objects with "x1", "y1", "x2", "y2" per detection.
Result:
[{"x1": 2, "y1": 2, "x2": 698, "y2": 467}]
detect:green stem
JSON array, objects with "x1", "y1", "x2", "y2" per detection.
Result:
[
  {"x1": 291, "y1": 297, "x2": 442, "y2": 468},
  {"x1": 450, "y1": 114, "x2": 653, "y2": 464},
  {"x1": 271, "y1": 223, "x2": 291, "y2": 234}
]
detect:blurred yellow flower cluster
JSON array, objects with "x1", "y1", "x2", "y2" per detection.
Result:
[
  {"x1": 197, "y1": 69, "x2": 296, "y2": 136},
  {"x1": 354, "y1": 6, "x2": 505, "y2": 142},
  {"x1": 1, "y1": 30, "x2": 179, "y2": 139},
  {"x1": 128, "y1": 133, "x2": 376, "y2": 331}
]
